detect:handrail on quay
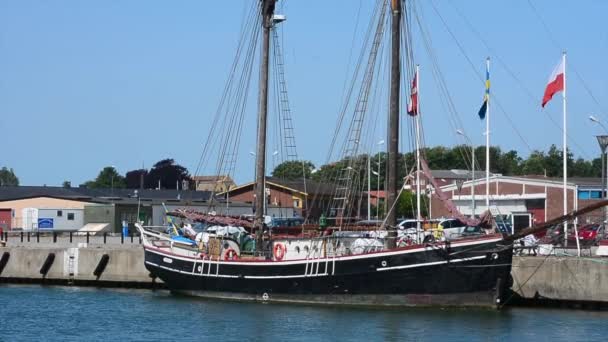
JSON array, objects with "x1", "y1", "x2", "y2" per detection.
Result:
[{"x1": 0, "y1": 230, "x2": 143, "y2": 247}]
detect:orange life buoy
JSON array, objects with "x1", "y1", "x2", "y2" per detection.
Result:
[
  {"x1": 223, "y1": 248, "x2": 238, "y2": 261},
  {"x1": 273, "y1": 243, "x2": 286, "y2": 261}
]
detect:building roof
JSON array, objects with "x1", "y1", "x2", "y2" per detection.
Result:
[
  {"x1": 518, "y1": 176, "x2": 603, "y2": 189},
  {"x1": 430, "y1": 169, "x2": 497, "y2": 180},
  {"x1": 192, "y1": 175, "x2": 234, "y2": 183},
  {"x1": 439, "y1": 174, "x2": 579, "y2": 192},
  {"x1": 366, "y1": 190, "x2": 386, "y2": 199},
  {"x1": 222, "y1": 177, "x2": 337, "y2": 197},
  {"x1": 0, "y1": 186, "x2": 213, "y2": 203},
  {"x1": 267, "y1": 177, "x2": 336, "y2": 196}
]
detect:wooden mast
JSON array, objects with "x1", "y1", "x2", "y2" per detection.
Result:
[
  {"x1": 255, "y1": 0, "x2": 276, "y2": 248},
  {"x1": 386, "y1": 0, "x2": 401, "y2": 248}
]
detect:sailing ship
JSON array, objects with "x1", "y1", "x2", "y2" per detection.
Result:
[{"x1": 136, "y1": 0, "x2": 515, "y2": 308}]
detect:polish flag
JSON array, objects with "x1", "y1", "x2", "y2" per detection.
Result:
[
  {"x1": 407, "y1": 71, "x2": 418, "y2": 116},
  {"x1": 541, "y1": 58, "x2": 565, "y2": 108}
]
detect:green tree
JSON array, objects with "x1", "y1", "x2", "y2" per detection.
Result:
[
  {"x1": 568, "y1": 158, "x2": 602, "y2": 177},
  {"x1": 145, "y1": 159, "x2": 192, "y2": 189},
  {"x1": 521, "y1": 150, "x2": 546, "y2": 175},
  {"x1": 272, "y1": 160, "x2": 315, "y2": 180},
  {"x1": 83, "y1": 166, "x2": 126, "y2": 189},
  {"x1": 62, "y1": 181, "x2": 72, "y2": 188},
  {"x1": 497, "y1": 150, "x2": 522, "y2": 176},
  {"x1": 473, "y1": 146, "x2": 502, "y2": 174},
  {"x1": 0, "y1": 167, "x2": 19, "y2": 186},
  {"x1": 590, "y1": 157, "x2": 602, "y2": 177},
  {"x1": 424, "y1": 146, "x2": 456, "y2": 170},
  {"x1": 395, "y1": 190, "x2": 428, "y2": 219}
]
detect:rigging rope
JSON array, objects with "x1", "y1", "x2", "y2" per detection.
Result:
[
  {"x1": 525, "y1": 0, "x2": 608, "y2": 122},
  {"x1": 444, "y1": 0, "x2": 590, "y2": 159}
]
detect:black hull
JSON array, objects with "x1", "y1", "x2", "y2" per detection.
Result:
[{"x1": 144, "y1": 235, "x2": 512, "y2": 308}]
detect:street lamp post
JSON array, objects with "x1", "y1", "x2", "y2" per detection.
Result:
[
  {"x1": 456, "y1": 130, "x2": 475, "y2": 217},
  {"x1": 596, "y1": 135, "x2": 608, "y2": 238},
  {"x1": 590, "y1": 115, "x2": 608, "y2": 238},
  {"x1": 111, "y1": 165, "x2": 116, "y2": 196}
]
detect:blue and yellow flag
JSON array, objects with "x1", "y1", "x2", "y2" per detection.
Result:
[{"x1": 478, "y1": 63, "x2": 490, "y2": 120}]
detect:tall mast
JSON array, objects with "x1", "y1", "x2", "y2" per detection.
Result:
[
  {"x1": 415, "y1": 65, "x2": 421, "y2": 229},
  {"x1": 255, "y1": 0, "x2": 276, "y2": 242},
  {"x1": 485, "y1": 58, "x2": 490, "y2": 210},
  {"x1": 386, "y1": 0, "x2": 401, "y2": 248},
  {"x1": 562, "y1": 51, "x2": 567, "y2": 246}
]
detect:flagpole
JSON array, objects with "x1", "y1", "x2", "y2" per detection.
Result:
[
  {"x1": 562, "y1": 51, "x2": 568, "y2": 247},
  {"x1": 485, "y1": 57, "x2": 490, "y2": 211},
  {"x1": 415, "y1": 65, "x2": 422, "y2": 228}
]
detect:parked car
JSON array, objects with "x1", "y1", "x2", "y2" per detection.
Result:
[
  {"x1": 539, "y1": 225, "x2": 566, "y2": 246},
  {"x1": 438, "y1": 218, "x2": 467, "y2": 239},
  {"x1": 568, "y1": 224, "x2": 602, "y2": 246},
  {"x1": 460, "y1": 226, "x2": 483, "y2": 237},
  {"x1": 353, "y1": 219, "x2": 384, "y2": 227}
]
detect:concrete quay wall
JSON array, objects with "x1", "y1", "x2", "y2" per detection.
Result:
[
  {"x1": 0, "y1": 246, "x2": 161, "y2": 287},
  {"x1": 512, "y1": 256, "x2": 608, "y2": 303}
]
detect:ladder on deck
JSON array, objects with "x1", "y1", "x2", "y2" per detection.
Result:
[{"x1": 489, "y1": 205, "x2": 511, "y2": 234}]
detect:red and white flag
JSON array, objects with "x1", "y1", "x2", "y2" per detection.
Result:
[
  {"x1": 407, "y1": 71, "x2": 418, "y2": 116},
  {"x1": 541, "y1": 58, "x2": 565, "y2": 108}
]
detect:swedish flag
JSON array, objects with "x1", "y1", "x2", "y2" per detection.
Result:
[{"x1": 478, "y1": 66, "x2": 490, "y2": 120}]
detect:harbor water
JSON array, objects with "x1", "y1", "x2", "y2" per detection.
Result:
[{"x1": 1, "y1": 285, "x2": 607, "y2": 341}]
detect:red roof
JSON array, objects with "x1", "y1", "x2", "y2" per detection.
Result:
[{"x1": 367, "y1": 190, "x2": 386, "y2": 199}]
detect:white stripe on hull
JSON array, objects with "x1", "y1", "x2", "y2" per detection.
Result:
[
  {"x1": 144, "y1": 236, "x2": 503, "y2": 266},
  {"x1": 147, "y1": 255, "x2": 490, "y2": 279}
]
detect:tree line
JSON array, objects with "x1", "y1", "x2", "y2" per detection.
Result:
[
  {"x1": 78, "y1": 159, "x2": 193, "y2": 190},
  {"x1": 272, "y1": 144, "x2": 603, "y2": 190},
  {"x1": 0, "y1": 143, "x2": 602, "y2": 192}
]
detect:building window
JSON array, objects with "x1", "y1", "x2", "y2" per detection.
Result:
[
  {"x1": 578, "y1": 190, "x2": 602, "y2": 200},
  {"x1": 67, "y1": 213, "x2": 75, "y2": 220},
  {"x1": 293, "y1": 199, "x2": 300, "y2": 208},
  {"x1": 57, "y1": 210, "x2": 63, "y2": 217}
]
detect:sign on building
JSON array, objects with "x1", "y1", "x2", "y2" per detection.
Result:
[{"x1": 38, "y1": 218, "x2": 54, "y2": 229}]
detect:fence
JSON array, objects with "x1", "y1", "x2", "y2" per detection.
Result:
[{"x1": 0, "y1": 231, "x2": 142, "y2": 248}]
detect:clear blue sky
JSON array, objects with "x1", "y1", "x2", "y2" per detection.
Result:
[{"x1": 1, "y1": 1, "x2": 606, "y2": 186}]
